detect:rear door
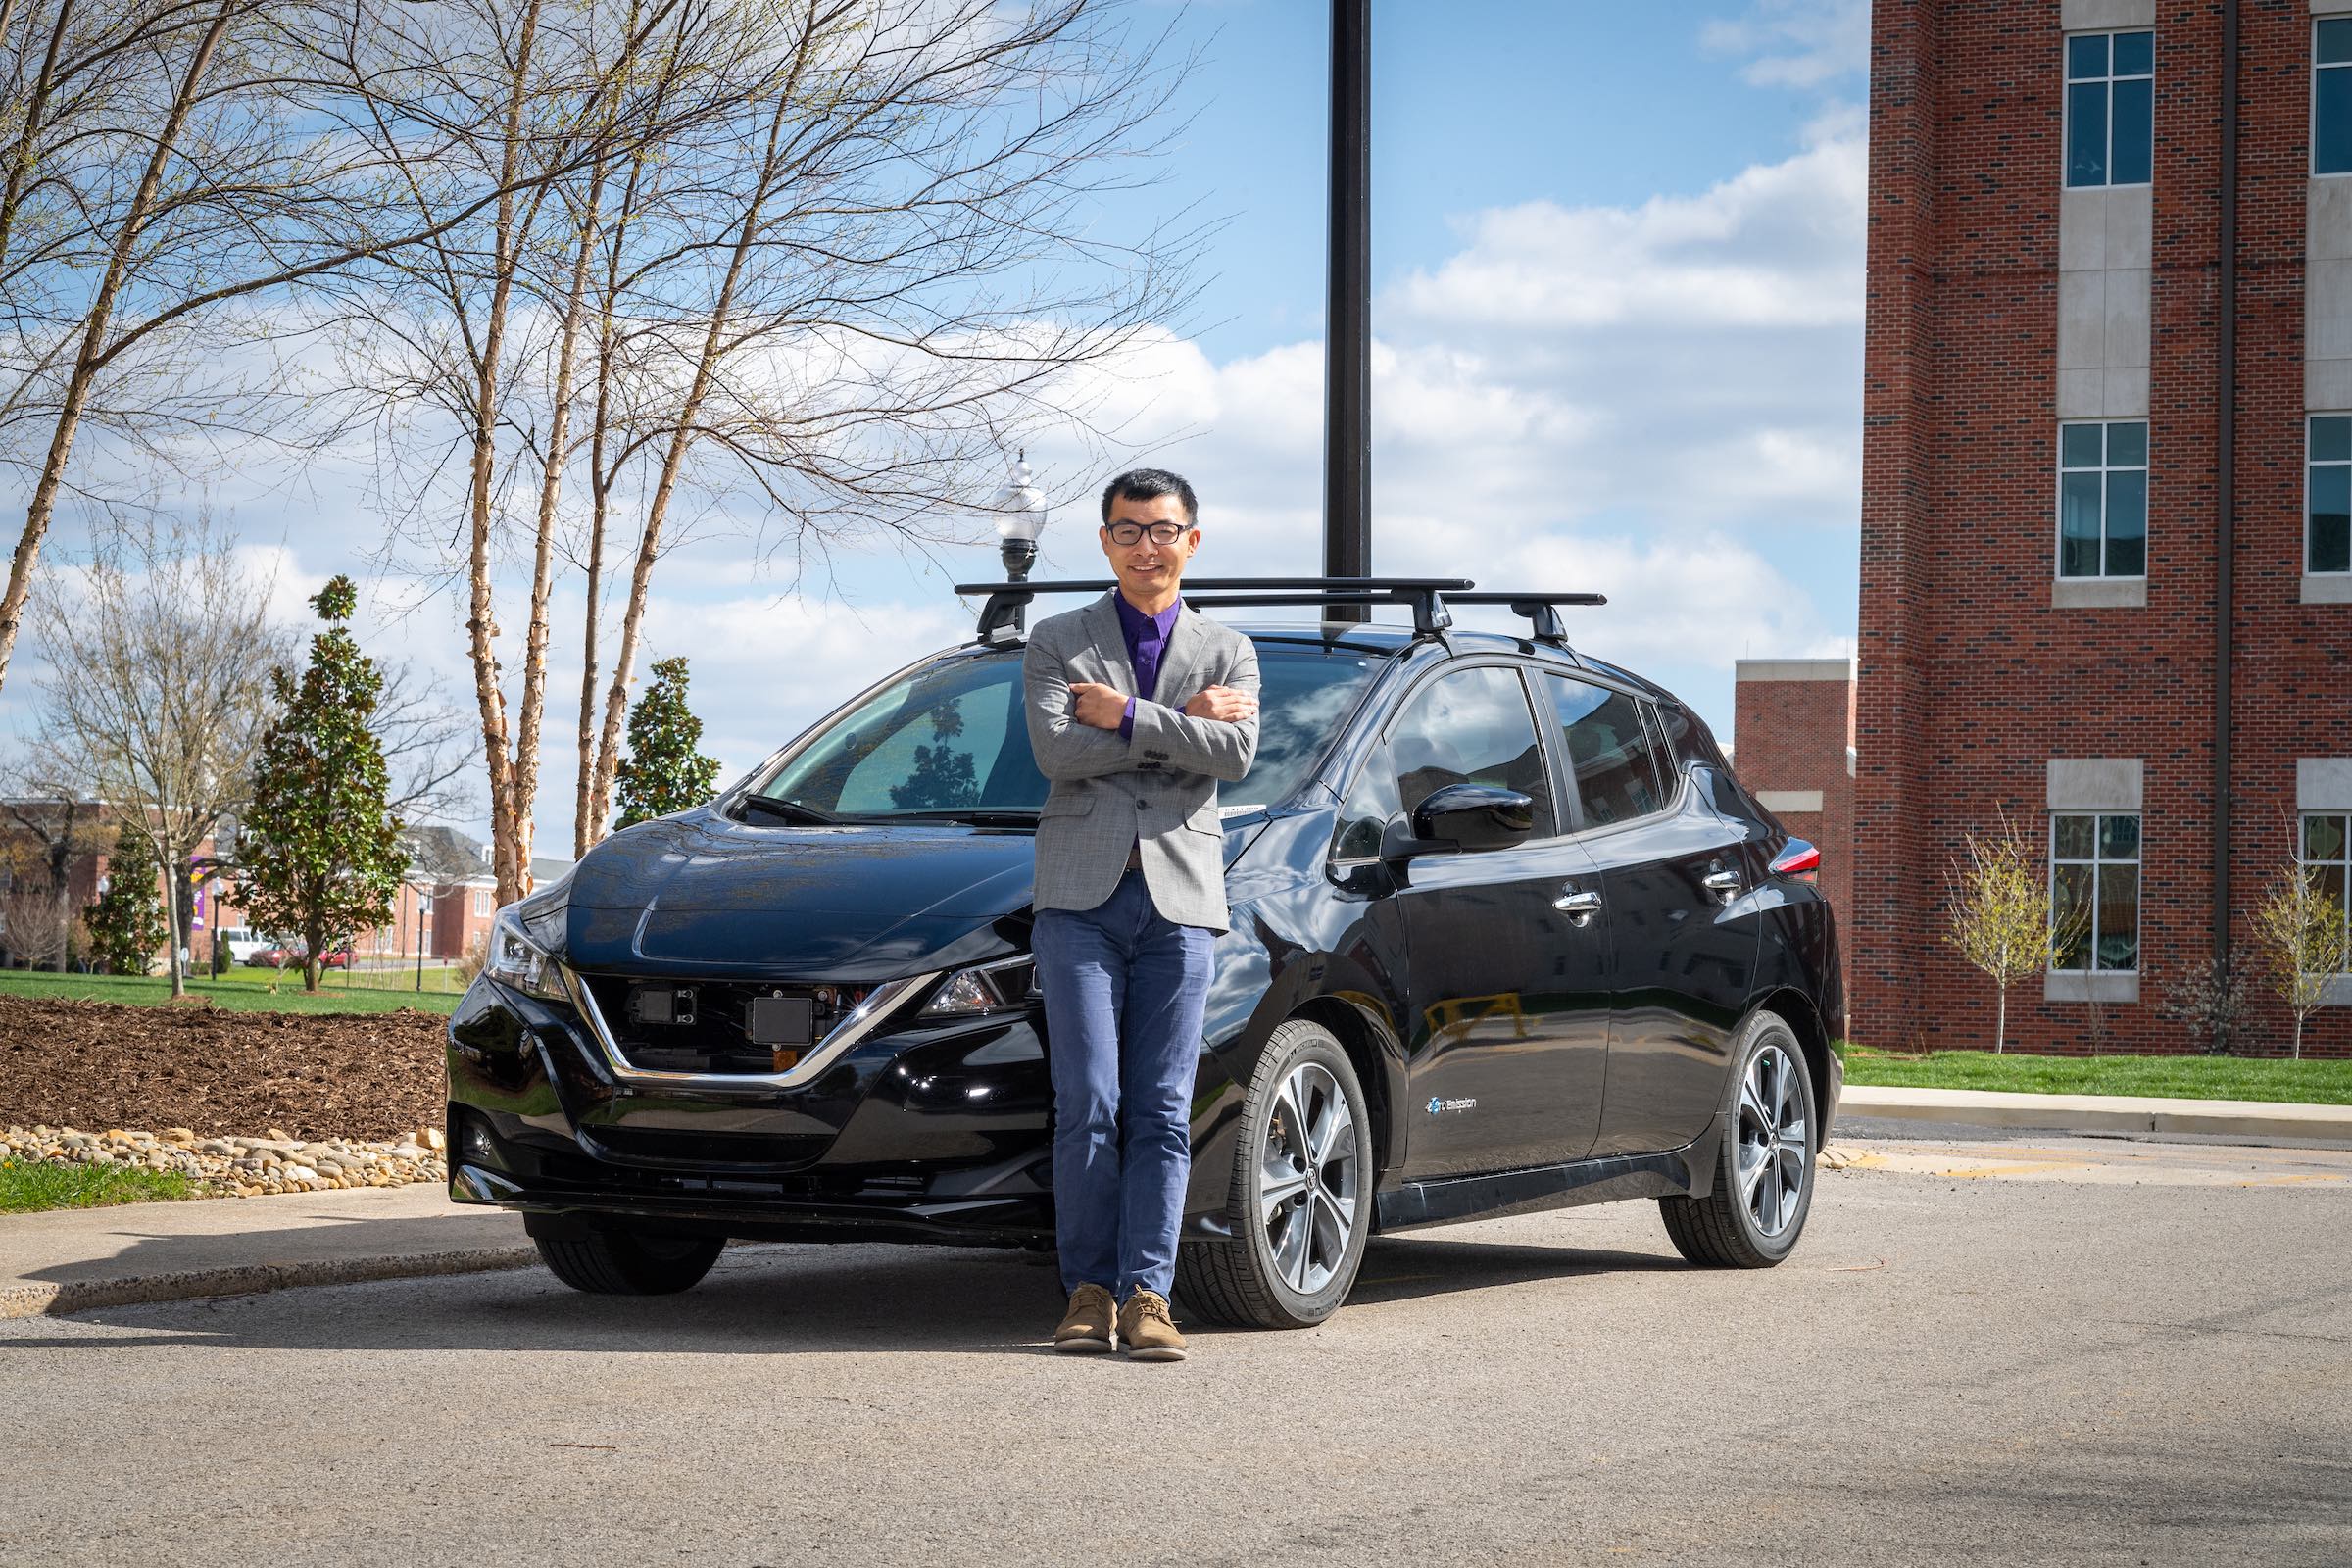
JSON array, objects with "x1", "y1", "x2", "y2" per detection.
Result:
[
  {"x1": 1383, "y1": 661, "x2": 1610, "y2": 1178},
  {"x1": 1540, "y1": 674, "x2": 1760, "y2": 1157}
]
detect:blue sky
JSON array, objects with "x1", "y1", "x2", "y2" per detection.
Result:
[{"x1": 11, "y1": 0, "x2": 1870, "y2": 856}]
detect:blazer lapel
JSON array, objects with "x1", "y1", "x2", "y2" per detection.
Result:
[
  {"x1": 1084, "y1": 590, "x2": 1136, "y2": 695},
  {"x1": 1154, "y1": 604, "x2": 1209, "y2": 704}
]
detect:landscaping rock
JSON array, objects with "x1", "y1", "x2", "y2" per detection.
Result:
[{"x1": 1, "y1": 1123, "x2": 448, "y2": 1201}]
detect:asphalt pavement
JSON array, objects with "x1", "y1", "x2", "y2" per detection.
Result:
[{"x1": 3, "y1": 1131, "x2": 2346, "y2": 1567}]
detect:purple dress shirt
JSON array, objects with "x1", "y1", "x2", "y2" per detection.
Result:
[{"x1": 1113, "y1": 591, "x2": 1182, "y2": 741}]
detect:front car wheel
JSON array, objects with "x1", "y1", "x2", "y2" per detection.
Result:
[
  {"x1": 1176, "y1": 1018, "x2": 1373, "y2": 1328},
  {"x1": 532, "y1": 1225, "x2": 725, "y2": 1295}
]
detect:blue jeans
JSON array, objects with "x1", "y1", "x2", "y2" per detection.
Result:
[{"x1": 1032, "y1": 867, "x2": 1215, "y2": 1300}]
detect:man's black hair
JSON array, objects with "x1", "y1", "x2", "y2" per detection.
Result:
[{"x1": 1100, "y1": 467, "x2": 1198, "y2": 528}]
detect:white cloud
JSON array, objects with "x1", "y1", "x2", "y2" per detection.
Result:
[{"x1": 1701, "y1": 0, "x2": 1871, "y2": 90}]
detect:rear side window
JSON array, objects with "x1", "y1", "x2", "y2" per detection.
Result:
[
  {"x1": 1388, "y1": 663, "x2": 1556, "y2": 837},
  {"x1": 1545, "y1": 676, "x2": 1669, "y2": 828}
]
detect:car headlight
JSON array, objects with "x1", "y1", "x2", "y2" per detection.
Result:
[
  {"x1": 485, "y1": 904, "x2": 568, "y2": 1003},
  {"x1": 919, "y1": 955, "x2": 1035, "y2": 1018}
]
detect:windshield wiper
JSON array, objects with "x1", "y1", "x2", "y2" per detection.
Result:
[
  {"x1": 891, "y1": 808, "x2": 1042, "y2": 827},
  {"x1": 738, "y1": 794, "x2": 841, "y2": 826}
]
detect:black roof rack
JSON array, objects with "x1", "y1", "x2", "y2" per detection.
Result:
[
  {"x1": 1445, "y1": 591, "x2": 1608, "y2": 644},
  {"x1": 951, "y1": 576, "x2": 1478, "y2": 642}
]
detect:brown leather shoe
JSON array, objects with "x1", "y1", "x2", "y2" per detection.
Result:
[
  {"x1": 1054, "y1": 1283, "x2": 1116, "y2": 1353},
  {"x1": 1116, "y1": 1288, "x2": 1187, "y2": 1361}
]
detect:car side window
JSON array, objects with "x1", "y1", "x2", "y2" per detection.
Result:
[
  {"x1": 1545, "y1": 675, "x2": 1670, "y2": 829},
  {"x1": 1387, "y1": 663, "x2": 1557, "y2": 838}
]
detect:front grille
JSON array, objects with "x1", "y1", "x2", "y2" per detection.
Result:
[{"x1": 578, "y1": 975, "x2": 882, "y2": 1076}]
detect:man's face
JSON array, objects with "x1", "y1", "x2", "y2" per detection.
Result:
[{"x1": 1099, "y1": 492, "x2": 1200, "y2": 601}]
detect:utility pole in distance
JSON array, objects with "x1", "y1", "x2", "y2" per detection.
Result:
[{"x1": 1324, "y1": 0, "x2": 1371, "y2": 620}]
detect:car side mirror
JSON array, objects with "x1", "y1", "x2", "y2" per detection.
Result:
[{"x1": 1402, "y1": 782, "x2": 1536, "y2": 855}]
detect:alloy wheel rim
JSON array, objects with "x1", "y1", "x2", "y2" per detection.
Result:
[
  {"x1": 1736, "y1": 1042, "x2": 1809, "y2": 1239},
  {"x1": 1259, "y1": 1061, "x2": 1360, "y2": 1295}
]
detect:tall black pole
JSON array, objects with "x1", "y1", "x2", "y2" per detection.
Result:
[{"x1": 1323, "y1": 0, "x2": 1371, "y2": 616}]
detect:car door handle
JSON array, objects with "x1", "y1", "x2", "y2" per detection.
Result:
[
  {"x1": 1701, "y1": 868, "x2": 1742, "y2": 900},
  {"x1": 1552, "y1": 888, "x2": 1602, "y2": 925}
]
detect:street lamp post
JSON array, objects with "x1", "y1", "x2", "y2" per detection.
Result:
[{"x1": 994, "y1": 451, "x2": 1049, "y2": 632}]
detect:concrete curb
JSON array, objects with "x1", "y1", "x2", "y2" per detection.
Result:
[
  {"x1": 1840, "y1": 1084, "x2": 2352, "y2": 1143},
  {"x1": 0, "y1": 1244, "x2": 539, "y2": 1321}
]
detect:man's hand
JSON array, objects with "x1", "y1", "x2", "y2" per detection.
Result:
[
  {"x1": 1068, "y1": 681, "x2": 1127, "y2": 730},
  {"x1": 1184, "y1": 685, "x2": 1258, "y2": 723}
]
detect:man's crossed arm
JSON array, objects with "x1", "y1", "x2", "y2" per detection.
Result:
[{"x1": 1025, "y1": 637, "x2": 1261, "y2": 783}]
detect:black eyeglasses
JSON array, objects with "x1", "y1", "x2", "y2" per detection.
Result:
[{"x1": 1104, "y1": 520, "x2": 1190, "y2": 546}]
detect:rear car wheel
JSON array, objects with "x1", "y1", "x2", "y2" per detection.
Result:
[
  {"x1": 1660, "y1": 1009, "x2": 1817, "y2": 1268},
  {"x1": 532, "y1": 1224, "x2": 726, "y2": 1295},
  {"x1": 1176, "y1": 1018, "x2": 1372, "y2": 1329}
]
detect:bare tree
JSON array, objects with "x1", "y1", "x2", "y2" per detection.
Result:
[
  {"x1": 371, "y1": 658, "x2": 476, "y2": 825},
  {"x1": 2251, "y1": 858, "x2": 2346, "y2": 1061},
  {"x1": 1944, "y1": 812, "x2": 2082, "y2": 1054},
  {"x1": 0, "y1": 0, "x2": 719, "y2": 713},
  {"x1": 565, "y1": 0, "x2": 1206, "y2": 855},
  {"x1": 30, "y1": 513, "x2": 285, "y2": 995}
]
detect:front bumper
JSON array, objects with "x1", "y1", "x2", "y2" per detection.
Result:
[{"x1": 446, "y1": 974, "x2": 1244, "y2": 1247}]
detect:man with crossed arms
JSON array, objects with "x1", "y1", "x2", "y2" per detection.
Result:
[{"x1": 1022, "y1": 467, "x2": 1259, "y2": 1361}]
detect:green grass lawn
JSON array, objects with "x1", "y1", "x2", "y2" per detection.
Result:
[
  {"x1": 1839, "y1": 1045, "x2": 2352, "y2": 1105},
  {"x1": 0, "y1": 965, "x2": 466, "y2": 1016},
  {"x1": 0, "y1": 1158, "x2": 198, "y2": 1213}
]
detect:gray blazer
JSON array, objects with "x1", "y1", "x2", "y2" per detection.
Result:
[{"x1": 1023, "y1": 591, "x2": 1261, "y2": 932}]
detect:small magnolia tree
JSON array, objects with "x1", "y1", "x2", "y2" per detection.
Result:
[
  {"x1": 1944, "y1": 815, "x2": 2079, "y2": 1054},
  {"x1": 2250, "y1": 863, "x2": 2346, "y2": 1060},
  {"x1": 612, "y1": 658, "x2": 721, "y2": 832},
  {"x1": 85, "y1": 833, "x2": 168, "y2": 975},
  {"x1": 238, "y1": 577, "x2": 408, "y2": 993}
]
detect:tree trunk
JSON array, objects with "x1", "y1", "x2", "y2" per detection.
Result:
[
  {"x1": 2293, "y1": 1010, "x2": 2304, "y2": 1061},
  {"x1": 1994, "y1": 985, "x2": 2007, "y2": 1055}
]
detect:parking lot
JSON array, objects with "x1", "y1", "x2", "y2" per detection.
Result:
[{"x1": 4, "y1": 1131, "x2": 2347, "y2": 1567}]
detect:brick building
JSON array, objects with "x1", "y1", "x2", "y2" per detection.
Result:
[
  {"x1": 1858, "y1": 0, "x2": 2352, "y2": 1055},
  {"x1": 1732, "y1": 659, "x2": 1857, "y2": 999}
]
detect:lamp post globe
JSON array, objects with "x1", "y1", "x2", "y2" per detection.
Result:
[{"x1": 995, "y1": 452, "x2": 1047, "y2": 583}]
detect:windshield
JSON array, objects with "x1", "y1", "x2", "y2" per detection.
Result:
[{"x1": 747, "y1": 642, "x2": 1384, "y2": 820}]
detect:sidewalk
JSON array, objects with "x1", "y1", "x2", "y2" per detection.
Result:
[
  {"x1": 1841, "y1": 1084, "x2": 2352, "y2": 1143},
  {"x1": 0, "y1": 1182, "x2": 530, "y2": 1319}
]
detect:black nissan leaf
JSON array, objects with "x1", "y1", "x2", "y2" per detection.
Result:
[{"x1": 447, "y1": 578, "x2": 1844, "y2": 1327}]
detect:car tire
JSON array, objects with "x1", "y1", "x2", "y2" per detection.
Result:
[
  {"x1": 532, "y1": 1226, "x2": 725, "y2": 1295},
  {"x1": 1660, "y1": 1008, "x2": 1818, "y2": 1269},
  {"x1": 1176, "y1": 1017, "x2": 1373, "y2": 1329}
]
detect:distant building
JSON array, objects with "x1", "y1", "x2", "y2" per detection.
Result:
[{"x1": 1732, "y1": 660, "x2": 1855, "y2": 1002}]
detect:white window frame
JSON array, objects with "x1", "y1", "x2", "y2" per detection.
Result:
[
  {"x1": 2055, "y1": 420, "x2": 2149, "y2": 581},
  {"x1": 2298, "y1": 810, "x2": 2352, "y2": 979},
  {"x1": 2049, "y1": 811, "x2": 2142, "y2": 975},
  {"x1": 2308, "y1": 414, "x2": 2352, "y2": 577},
  {"x1": 2064, "y1": 29, "x2": 2155, "y2": 190},
  {"x1": 2317, "y1": 17, "x2": 2352, "y2": 177}
]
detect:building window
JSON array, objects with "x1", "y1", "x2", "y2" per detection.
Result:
[
  {"x1": 2051, "y1": 813, "x2": 2140, "y2": 973},
  {"x1": 2310, "y1": 416, "x2": 2352, "y2": 575},
  {"x1": 2319, "y1": 21, "x2": 2352, "y2": 175},
  {"x1": 2301, "y1": 813, "x2": 2352, "y2": 974},
  {"x1": 2066, "y1": 31, "x2": 2154, "y2": 187},
  {"x1": 2058, "y1": 421, "x2": 2148, "y2": 578}
]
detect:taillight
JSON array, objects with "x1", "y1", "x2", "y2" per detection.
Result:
[{"x1": 1771, "y1": 839, "x2": 1820, "y2": 883}]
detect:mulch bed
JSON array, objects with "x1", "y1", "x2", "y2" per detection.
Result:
[{"x1": 0, "y1": 994, "x2": 447, "y2": 1141}]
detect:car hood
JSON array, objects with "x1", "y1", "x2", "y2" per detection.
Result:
[{"x1": 555, "y1": 808, "x2": 1262, "y2": 982}]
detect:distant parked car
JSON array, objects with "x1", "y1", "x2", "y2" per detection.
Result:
[{"x1": 244, "y1": 944, "x2": 351, "y2": 970}]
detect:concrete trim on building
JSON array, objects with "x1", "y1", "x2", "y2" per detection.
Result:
[
  {"x1": 2313, "y1": 0, "x2": 2352, "y2": 18},
  {"x1": 2062, "y1": 0, "x2": 2154, "y2": 27},
  {"x1": 1733, "y1": 659, "x2": 1854, "y2": 683},
  {"x1": 2052, "y1": 576, "x2": 2148, "y2": 608},
  {"x1": 1757, "y1": 789, "x2": 1825, "y2": 814},
  {"x1": 2297, "y1": 758, "x2": 2352, "y2": 809},
  {"x1": 2303, "y1": 572, "x2": 2352, "y2": 603},
  {"x1": 2325, "y1": 975, "x2": 2352, "y2": 1007},
  {"x1": 2047, "y1": 759, "x2": 2144, "y2": 810},
  {"x1": 2044, "y1": 969, "x2": 2140, "y2": 1004}
]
